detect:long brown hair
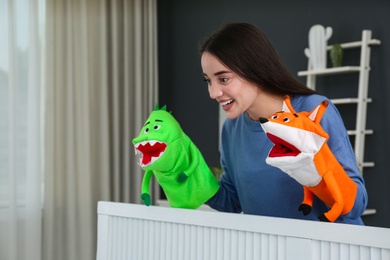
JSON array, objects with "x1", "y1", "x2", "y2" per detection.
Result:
[{"x1": 200, "y1": 23, "x2": 316, "y2": 96}]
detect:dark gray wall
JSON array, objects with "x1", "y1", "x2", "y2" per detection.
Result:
[{"x1": 157, "y1": 0, "x2": 390, "y2": 228}]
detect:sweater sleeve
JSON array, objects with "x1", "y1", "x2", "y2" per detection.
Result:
[
  {"x1": 206, "y1": 168, "x2": 242, "y2": 213},
  {"x1": 206, "y1": 120, "x2": 242, "y2": 213}
]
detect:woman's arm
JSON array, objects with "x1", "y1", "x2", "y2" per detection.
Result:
[{"x1": 206, "y1": 167, "x2": 242, "y2": 213}]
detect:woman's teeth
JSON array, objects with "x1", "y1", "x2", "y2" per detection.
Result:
[{"x1": 221, "y1": 99, "x2": 234, "y2": 106}]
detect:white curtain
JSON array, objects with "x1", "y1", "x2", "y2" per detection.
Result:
[
  {"x1": 0, "y1": 0, "x2": 44, "y2": 260},
  {"x1": 43, "y1": 0, "x2": 158, "y2": 259}
]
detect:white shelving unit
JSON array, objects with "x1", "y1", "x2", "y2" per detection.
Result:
[
  {"x1": 298, "y1": 30, "x2": 380, "y2": 217},
  {"x1": 298, "y1": 30, "x2": 380, "y2": 174}
]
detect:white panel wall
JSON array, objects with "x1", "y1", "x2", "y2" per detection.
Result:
[{"x1": 97, "y1": 202, "x2": 390, "y2": 260}]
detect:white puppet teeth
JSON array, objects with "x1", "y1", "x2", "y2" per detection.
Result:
[{"x1": 133, "y1": 140, "x2": 166, "y2": 167}]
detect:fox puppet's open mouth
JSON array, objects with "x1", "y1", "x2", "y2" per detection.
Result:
[
  {"x1": 134, "y1": 140, "x2": 167, "y2": 167},
  {"x1": 266, "y1": 133, "x2": 301, "y2": 158}
]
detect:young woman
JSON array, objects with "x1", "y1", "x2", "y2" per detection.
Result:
[{"x1": 200, "y1": 22, "x2": 367, "y2": 224}]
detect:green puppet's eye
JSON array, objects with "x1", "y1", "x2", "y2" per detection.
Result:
[{"x1": 143, "y1": 125, "x2": 160, "y2": 134}]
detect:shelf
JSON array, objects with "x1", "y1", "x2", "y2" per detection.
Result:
[
  {"x1": 327, "y1": 39, "x2": 381, "y2": 50},
  {"x1": 347, "y1": 129, "x2": 373, "y2": 135},
  {"x1": 361, "y1": 162, "x2": 375, "y2": 168},
  {"x1": 298, "y1": 66, "x2": 361, "y2": 76},
  {"x1": 331, "y1": 98, "x2": 372, "y2": 105},
  {"x1": 363, "y1": 208, "x2": 377, "y2": 216}
]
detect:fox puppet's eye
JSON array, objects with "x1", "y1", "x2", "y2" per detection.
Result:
[
  {"x1": 271, "y1": 115, "x2": 278, "y2": 120},
  {"x1": 283, "y1": 117, "x2": 290, "y2": 123}
]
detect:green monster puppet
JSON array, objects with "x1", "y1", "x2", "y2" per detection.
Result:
[{"x1": 132, "y1": 105, "x2": 220, "y2": 209}]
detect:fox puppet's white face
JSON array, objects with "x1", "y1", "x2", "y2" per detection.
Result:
[{"x1": 259, "y1": 96, "x2": 330, "y2": 186}]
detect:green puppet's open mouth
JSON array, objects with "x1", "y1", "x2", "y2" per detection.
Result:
[
  {"x1": 267, "y1": 133, "x2": 301, "y2": 157},
  {"x1": 134, "y1": 140, "x2": 167, "y2": 167}
]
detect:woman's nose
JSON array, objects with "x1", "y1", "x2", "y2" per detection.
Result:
[{"x1": 208, "y1": 84, "x2": 223, "y2": 99}]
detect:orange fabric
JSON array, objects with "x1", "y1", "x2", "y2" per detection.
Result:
[
  {"x1": 290, "y1": 96, "x2": 358, "y2": 222},
  {"x1": 262, "y1": 96, "x2": 358, "y2": 222},
  {"x1": 310, "y1": 144, "x2": 357, "y2": 222}
]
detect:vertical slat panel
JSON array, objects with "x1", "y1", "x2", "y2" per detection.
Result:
[
  {"x1": 350, "y1": 244, "x2": 360, "y2": 260},
  {"x1": 166, "y1": 222, "x2": 174, "y2": 260},
  {"x1": 183, "y1": 225, "x2": 191, "y2": 260},
  {"x1": 106, "y1": 217, "x2": 113, "y2": 259},
  {"x1": 190, "y1": 225, "x2": 197, "y2": 260},
  {"x1": 269, "y1": 234, "x2": 278, "y2": 259},
  {"x1": 153, "y1": 220, "x2": 161, "y2": 260},
  {"x1": 176, "y1": 223, "x2": 184, "y2": 260},
  {"x1": 245, "y1": 232, "x2": 254, "y2": 260},
  {"x1": 312, "y1": 240, "x2": 321, "y2": 259},
  {"x1": 330, "y1": 242, "x2": 340, "y2": 260},
  {"x1": 230, "y1": 230, "x2": 238, "y2": 260},
  {"x1": 112, "y1": 217, "x2": 118, "y2": 259},
  {"x1": 196, "y1": 226, "x2": 204, "y2": 259},
  {"x1": 237, "y1": 231, "x2": 246, "y2": 259},
  {"x1": 253, "y1": 232, "x2": 262, "y2": 259},
  {"x1": 116, "y1": 217, "x2": 123, "y2": 259},
  {"x1": 209, "y1": 228, "x2": 217, "y2": 260},
  {"x1": 123, "y1": 217, "x2": 129, "y2": 259},
  {"x1": 126, "y1": 218, "x2": 132, "y2": 259},
  {"x1": 340, "y1": 243, "x2": 350, "y2": 260},
  {"x1": 160, "y1": 222, "x2": 167, "y2": 259},
  {"x1": 360, "y1": 246, "x2": 370, "y2": 260},
  {"x1": 321, "y1": 241, "x2": 330, "y2": 260},
  {"x1": 97, "y1": 203, "x2": 390, "y2": 260},
  {"x1": 277, "y1": 236, "x2": 286, "y2": 260},
  {"x1": 261, "y1": 233, "x2": 269, "y2": 260},
  {"x1": 382, "y1": 248, "x2": 390, "y2": 259},
  {"x1": 286, "y1": 237, "x2": 312, "y2": 260},
  {"x1": 170, "y1": 223, "x2": 177, "y2": 260},
  {"x1": 135, "y1": 219, "x2": 141, "y2": 260},
  {"x1": 370, "y1": 247, "x2": 381, "y2": 259},
  {"x1": 223, "y1": 229, "x2": 231, "y2": 260},
  {"x1": 216, "y1": 228, "x2": 224, "y2": 260},
  {"x1": 144, "y1": 219, "x2": 151, "y2": 260},
  {"x1": 96, "y1": 214, "x2": 108, "y2": 259},
  {"x1": 202, "y1": 226, "x2": 209, "y2": 259},
  {"x1": 102, "y1": 217, "x2": 390, "y2": 260}
]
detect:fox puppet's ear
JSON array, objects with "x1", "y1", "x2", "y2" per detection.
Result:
[
  {"x1": 282, "y1": 95, "x2": 329, "y2": 124},
  {"x1": 282, "y1": 95, "x2": 295, "y2": 113},
  {"x1": 308, "y1": 100, "x2": 329, "y2": 124}
]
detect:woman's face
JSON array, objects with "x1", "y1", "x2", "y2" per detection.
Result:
[{"x1": 201, "y1": 52, "x2": 260, "y2": 120}]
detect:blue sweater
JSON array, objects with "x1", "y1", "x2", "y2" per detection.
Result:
[{"x1": 207, "y1": 94, "x2": 367, "y2": 225}]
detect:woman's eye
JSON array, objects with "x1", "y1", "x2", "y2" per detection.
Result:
[
  {"x1": 154, "y1": 125, "x2": 161, "y2": 130},
  {"x1": 144, "y1": 128, "x2": 149, "y2": 134},
  {"x1": 220, "y1": 78, "x2": 228, "y2": 83},
  {"x1": 203, "y1": 78, "x2": 211, "y2": 84},
  {"x1": 271, "y1": 115, "x2": 278, "y2": 120}
]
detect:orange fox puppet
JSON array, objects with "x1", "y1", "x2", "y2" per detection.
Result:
[{"x1": 259, "y1": 96, "x2": 357, "y2": 222}]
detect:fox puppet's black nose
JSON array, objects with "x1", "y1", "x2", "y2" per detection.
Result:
[{"x1": 259, "y1": 117, "x2": 268, "y2": 124}]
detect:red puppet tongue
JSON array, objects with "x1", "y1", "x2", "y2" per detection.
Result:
[
  {"x1": 267, "y1": 133, "x2": 300, "y2": 157},
  {"x1": 137, "y1": 141, "x2": 167, "y2": 165}
]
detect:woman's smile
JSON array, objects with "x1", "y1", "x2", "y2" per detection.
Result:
[{"x1": 220, "y1": 99, "x2": 235, "y2": 111}]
